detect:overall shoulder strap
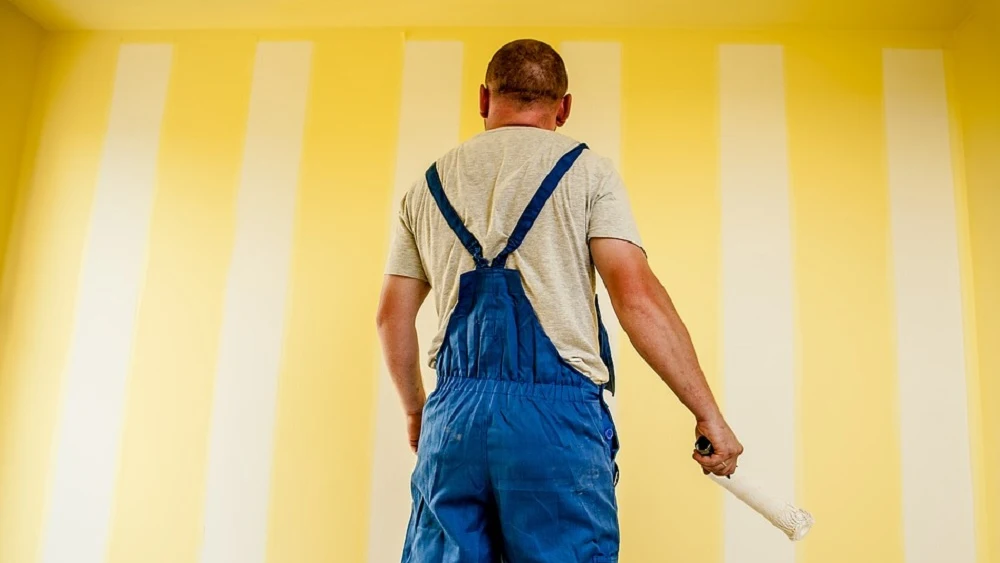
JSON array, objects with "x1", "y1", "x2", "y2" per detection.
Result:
[
  {"x1": 425, "y1": 162, "x2": 489, "y2": 269},
  {"x1": 491, "y1": 143, "x2": 588, "y2": 268}
]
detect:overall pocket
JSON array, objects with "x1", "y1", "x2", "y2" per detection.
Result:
[{"x1": 595, "y1": 392, "x2": 621, "y2": 486}]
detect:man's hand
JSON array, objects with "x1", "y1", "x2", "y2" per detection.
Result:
[
  {"x1": 407, "y1": 412, "x2": 423, "y2": 453},
  {"x1": 693, "y1": 417, "x2": 743, "y2": 477}
]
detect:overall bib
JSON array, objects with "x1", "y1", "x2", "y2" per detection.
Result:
[{"x1": 402, "y1": 143, "x2": 621, "y2": 563}]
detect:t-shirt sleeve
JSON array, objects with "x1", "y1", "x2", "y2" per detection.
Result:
[
  {"x1": 588, "y1": 163, "x2": 644, "y2": 251},
  {"x1": 385, "y1": 189, "x2": 429, "y2": 282}
]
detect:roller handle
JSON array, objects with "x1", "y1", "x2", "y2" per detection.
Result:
[
  {"x1": 695, "y1": 435, "x2": 714, "y2": 456},
  {"x1": 695, "y1": 435, "x2": 730, "y2": 479}
]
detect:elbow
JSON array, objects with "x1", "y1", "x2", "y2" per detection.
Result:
[
  {"x1": 617, "y1": 273, "x2": 656, "y2": 310},
  {"x1": 376, "y1": 301, "x2": 411, "y2": 335},
  {"x1": 375, "y1": 302, "x2": 392, "y2": 333},
  {"x1": 376, "y1": 276, "x2": 428, "y2": 336},
  {"x1": 617, "y1": 289, "x2": 651, "y2": 323},
  {"x1": 612, "y1": 275, "x2": 659, "y2": 327}
]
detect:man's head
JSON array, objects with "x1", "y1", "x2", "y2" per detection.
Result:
[{"x1": 480, "y1": 39, "x2": 572, "y2": 131}]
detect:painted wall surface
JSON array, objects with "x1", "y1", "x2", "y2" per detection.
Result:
[
  {"x1": 8, "y1": 0, "x2": 976, "y2": 33},
  {"x1": 952, "y1": 1, "x2": 1000, "y2": 560},
  {"x1": 0, "y1": 28, "x2": 992, "y2": 563},
  {"x1": 0, "y1": 0, "x2": 43, "y2": 296}
]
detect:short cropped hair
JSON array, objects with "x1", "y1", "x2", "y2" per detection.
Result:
[{"x1": 485, "y1": 39, "x2": 569, "y2": 106}]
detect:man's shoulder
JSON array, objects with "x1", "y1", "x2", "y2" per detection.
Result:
[{"x1": 574, "y1": 146, "x2": 616, "y2": 174}]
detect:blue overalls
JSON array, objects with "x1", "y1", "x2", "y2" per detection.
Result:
[{"x1": 402, "y1": 143, "x2": 621, "y2": 563}]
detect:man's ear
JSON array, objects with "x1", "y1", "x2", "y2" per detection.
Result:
[
  {"x1": 555, "y1": 93, "x2": 572, "y2": 128},
  {"x1": 479, "y1": 85, "x2": 490, "y2": 119}
]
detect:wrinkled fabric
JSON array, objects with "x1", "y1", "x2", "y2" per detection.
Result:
[
  {"x1": 386, "y1": 127, "x2": 644, "y2": 385},
  {"x1": 402, "y1": 144, "x2": 621, "y2": 563}
]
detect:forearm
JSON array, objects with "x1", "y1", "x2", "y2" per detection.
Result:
[
  {"x1": 615, "y1": 280, "x2": 722, "y2": 422},
  {"x1": 377, "y1": 319, "x2": 426, "y2": 415}
]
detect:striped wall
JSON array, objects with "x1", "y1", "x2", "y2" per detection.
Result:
[
  {"x1": 39, "y1": 43, "x2": 172, "y2": 563},
  {"x1": 0, "y1": 29, "x2": 990, "y2": 563},
  {"x1": 785, "y1": 36, "x2": 904, "y2": 563},
  {"x1": 199, "y1": 40, "x2": 312, "y2": 563}
]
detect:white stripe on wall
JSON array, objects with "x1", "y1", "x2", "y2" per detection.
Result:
[
  {"x1": 199, "y1": 41, "x2": 312, "y2": 563},
  {"x1": 882, "y1": 48, "x2": 976, "y2": 563},
  {"x1": 719, "y1": 44, "x2": 795, "y2": 563},
  {"x1": 41, "y1": 44, "x2": 172, "y2": 563},
  {"x1": 559, "y1": 41, "x2": 623, "y2": 408},
  {"x1": 368, "y1": 40, "x2": 463, "y2": 563}
]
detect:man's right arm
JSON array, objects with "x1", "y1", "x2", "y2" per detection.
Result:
[{"x1": 591, "y1": 237, "x2": 743, "y2": 476}]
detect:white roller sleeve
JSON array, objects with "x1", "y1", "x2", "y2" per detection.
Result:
[{"x1": 708, "y1": 473, "x2": 814, "y2": 541}]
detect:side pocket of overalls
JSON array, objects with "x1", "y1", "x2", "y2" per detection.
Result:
[
  {"x1": 598, "y1": 393, "x2": 620, "y2": 486},
  {"x1": 594, "y1": 296, "x2": 619, "y2": 485}
]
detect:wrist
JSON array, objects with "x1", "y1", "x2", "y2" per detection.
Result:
[
  {"x1": 694, "y1": 407, "x2": 724, "y2": 425},
  {"x1": 401, "y1": 379, "x2": 426, "y2": 416},
  {"x1": 405, "y1": 396, "x2": 426, "y2": 417}
]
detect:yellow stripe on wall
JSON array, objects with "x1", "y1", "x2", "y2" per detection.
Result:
[
  {"x1": 266, "y1": 30, "x2": 403, "y2": 563},
  {"x1": 951, "y1": 8, "x2": 1000, "y2": 561},
  {"x1": 0, "y1": 33, "x2": 120, "y2": 563},
  {"x1": 0, "y1": 0, "x2": 43, "y2": 281},
  {"x1": 200, "y1": 40, "x2": 312, "y2": 563},
  {"x1": 368, "y1": 39, "x2": 463, "y2": 563},
  {"x1": 946, "y1": 66, "x2": 991, "y2": 563},
  {"x1": 785, "y1": 36, "x2": 904, "y2": 563},
  {"x1": 106, "y1": 34, "x2": 257, "y2": 563},
  {"x1": 41, "y1": 42, "x2": 172, "y2": 563},
  {"x1": 618, "y1": 32, "x2": 723, "y2": 563}
]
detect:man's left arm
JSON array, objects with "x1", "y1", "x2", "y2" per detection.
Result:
[{"x1": 376, "y1": 274, "x2": 431, "y2": 452}]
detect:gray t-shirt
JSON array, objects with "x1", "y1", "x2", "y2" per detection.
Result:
[{"x1": 386, "y1": 126, "x2": 643, "y2": 384}]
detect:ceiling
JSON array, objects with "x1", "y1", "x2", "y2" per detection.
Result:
[{"x1": 11, "y1": 0, "x2": 979, "y2": 31}]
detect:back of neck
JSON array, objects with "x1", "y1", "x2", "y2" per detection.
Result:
[{"x1": 485, "y1": 106, "x2": 557, "y2": 131}]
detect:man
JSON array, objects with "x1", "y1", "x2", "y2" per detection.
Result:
[{"x1": 376, "y1": 39, "x2": 742, "y2": 562}]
